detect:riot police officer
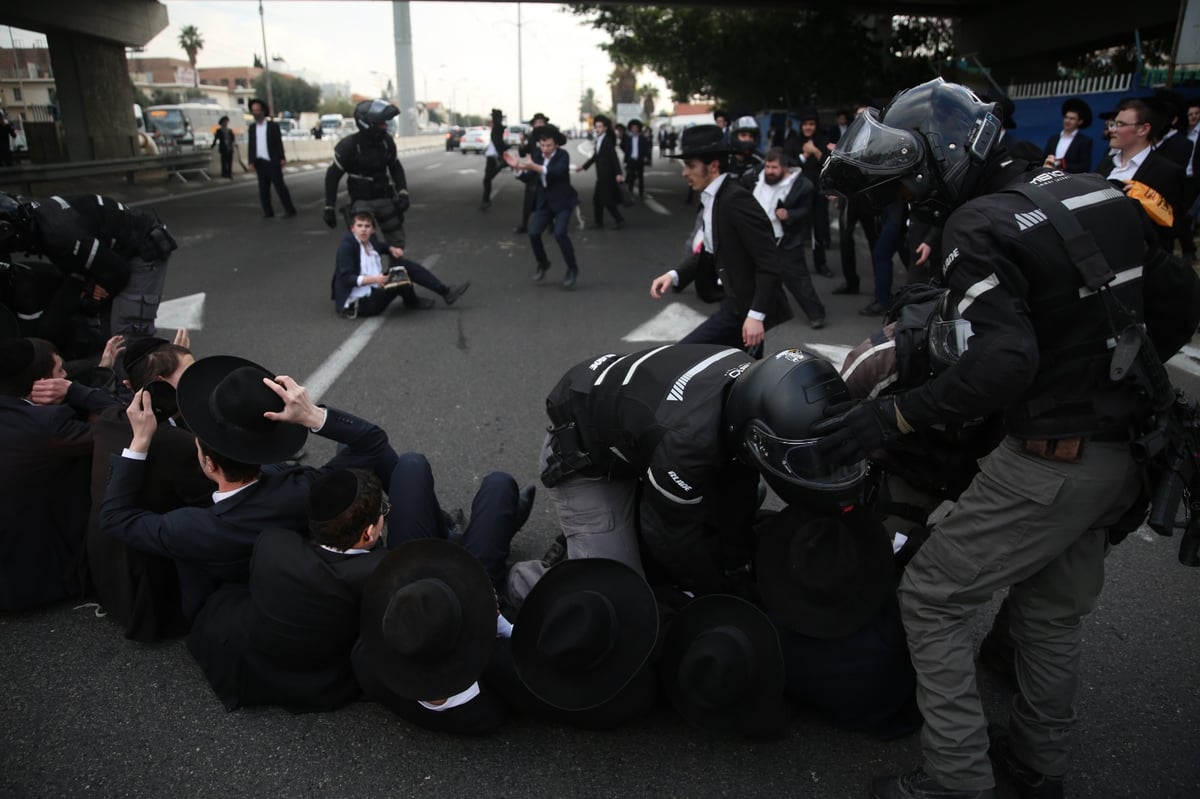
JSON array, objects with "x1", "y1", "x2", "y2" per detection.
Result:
[
  {"x1": 727, "y1": 115, "x2": 765, "y2": 187},
  {"x1": 0, "y1": 191, "x2": 176, "y2": 358},
  {"x1": 324, "y1": 100, "x2": 467, "y2": 310},
  {"x1": 817, "y1": 78, "x2": 1200, "y2": 799}
]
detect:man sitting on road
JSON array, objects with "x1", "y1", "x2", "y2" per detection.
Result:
[{"x1": 331, "y1": 211, "x2": 468, "y2": 319}]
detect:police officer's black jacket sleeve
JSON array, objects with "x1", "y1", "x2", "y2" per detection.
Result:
[
  {"x1": 894, "y1": 202, "x2": 1040, "y2": 429},
  {"x1": 387, "y1": 147, "x2": 407, "y2": 195}
]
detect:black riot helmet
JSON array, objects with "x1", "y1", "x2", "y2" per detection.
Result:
[
  {"x1": 821, "y1": 78, "x2": 1002, "y2": 224},
  {"x1": 354, "y1": 99, "x2": 400, "y2": 137},
  {"x1": 730, "y1": 115, "x2": 760, "y2": 153},
  {"x1": 0, "y1": 192, "x2": 34, "y2": 254},
  {"x1": 724, "y1": 348, "x2": 868, "y2": 509}
]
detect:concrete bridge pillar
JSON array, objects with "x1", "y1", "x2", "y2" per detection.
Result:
[{"x1": 46, "y1": 32, "x2": 139, "y2": 160}]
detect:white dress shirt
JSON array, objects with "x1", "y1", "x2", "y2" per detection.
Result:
[{"x1": 254, "y1": 121, "x2": 270, "y2": 162}]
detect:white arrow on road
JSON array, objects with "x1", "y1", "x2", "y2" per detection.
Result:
[
  {"x1": 155, "y1": 292, "x2": 206, "y2": 331},
  {"x1": 622, "y1": 303, "x2": 710, "y2": 342}
]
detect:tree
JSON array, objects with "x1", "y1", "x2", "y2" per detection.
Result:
[
  {"x1": 177, "y1": 25, "x2": 204, "y2": 88},
  {"x1": 252, "y1": 72, "x2": 320, "y2": 115},
  {"x1": 318, "y1": 98, "x2": 355, "y2": 117},
  {"x1": 638, "y1": 83, "x2": 659, "y2": 117},
  {"x1": 608, "y1": 63, "x2": 638, "y2": 111},
  {"x1": 253, "y1": 53, "x2": 264, "y2": 69}
]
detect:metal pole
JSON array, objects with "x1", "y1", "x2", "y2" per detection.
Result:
[
  {"x1": 393, "y1": 1, "x2": 417, "y2": 136},
  {"x1": 259, "y1": 0, "x2": 274, "y2": 115},
  {"x1": 517, "y1": 3, "x2": 524, "y2": 123}
]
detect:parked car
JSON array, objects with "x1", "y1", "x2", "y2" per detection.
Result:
[
  {"x1": 445, "y1": 125, "x2": 466, "y2": 151},
  {"x1": 504, "y1": 124, "x2": 530, "y2": 146},
  {"x1": 459, "y1": 126, "x2": 490, "y2": 154}
]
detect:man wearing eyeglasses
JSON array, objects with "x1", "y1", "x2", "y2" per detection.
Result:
[{"x1": 1097, "y1": 99, "x2": 1185, "y2": 247}]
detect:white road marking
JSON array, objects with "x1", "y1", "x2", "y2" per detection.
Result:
[
  {"x1": 456, "y1": 168, "x2": 480, "y2": 175},
  {"x1": 425, "y1": 162, "x2": 442, "y2": 170},
  {"x1": 1167, "y1": 344, "x2": 1200, "y2": 379},
  {"x1": 642, "y1": 192, "x2": 670, "y2": 216},
  {"x1": 302, "y1": 254, "x2": 439, "y2": 404},
  {"x1": 622, "y1": 303, "x2": 710, "y2": 342},
  {"x1": 155, "y1": 292, "x2": 206, "y2": 331}
]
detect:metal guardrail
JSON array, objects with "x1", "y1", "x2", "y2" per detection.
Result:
[{"x1": 0, "y1": 151, "x2": 212, "y2": 194}]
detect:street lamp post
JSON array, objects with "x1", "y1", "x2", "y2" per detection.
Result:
[{"x1": 258, "y1": 0, "x2": 274, "y2": 115}]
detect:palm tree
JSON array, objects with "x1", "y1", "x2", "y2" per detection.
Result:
[
  {"x1": 638, "y1": 84, "x2": 659, "y2": 118},
  {"x1": 178, "y1": 25, "x2": 204, "y2": 88},
  {"x1": 608, "y1": 64, "x2": 638, "y2": 111}
]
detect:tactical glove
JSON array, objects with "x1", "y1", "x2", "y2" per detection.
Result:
[
  {"x1": 810, "y1": 398, "x2": 901, "y2": 467},
  {"x1": 322, "y1": 207, "x2": 337, "y2": 229},
  {"x1": 394, "y1": 190, "x2": 411, "y2": 214}
]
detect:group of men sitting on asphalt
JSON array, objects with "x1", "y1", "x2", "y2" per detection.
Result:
[{"x1": 1, "y1": 308, "x2": 920, "y2": 739}]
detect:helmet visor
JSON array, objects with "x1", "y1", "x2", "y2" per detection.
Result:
[
  {"x1": 928, "y1": 317, "x2": 974, "y2": 368},
  {"x1": 820, "y1": 109, "x2": 925, "y2": 198},
  {"x1": 746, "y1": 422, "x2": 868, "y2": 492}
]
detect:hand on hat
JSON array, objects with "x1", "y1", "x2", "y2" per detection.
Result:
[
  {"x1": 261, "y1": 375, "x2": 326, "y2": 430},
  {"x1": 127, "y1": 388, "x2": 159, "y2": 453}
]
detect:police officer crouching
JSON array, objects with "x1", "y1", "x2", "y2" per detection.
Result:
[{"x1": 817, "y1": 78, "x2": 1200, "y2": 799}]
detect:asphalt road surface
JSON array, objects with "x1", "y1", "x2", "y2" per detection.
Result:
[{"x1": 2, "y1": 145, "x2": 1199, "y2": 799}]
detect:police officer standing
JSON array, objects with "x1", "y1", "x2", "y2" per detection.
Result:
[
  {"x1": 324, "y1": 100, "x2": 466, "y2": 310},
  {"x1": 817, "y1": 78, "x2": 1200, "y2": 799}
]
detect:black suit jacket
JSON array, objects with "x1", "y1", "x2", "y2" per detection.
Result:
[
  {"x1": 247, "y1": 120, "x2": 285, "y2": 164},
  {"x1": 621, "y1": 133, "x2": 651, "y2": 166},
  {"x1": 187, "y1": 528, "x2": 384, "y2": 711},
  {"x1": 99, "y1": 407, "x2": 389, "y2": 620},
  {"x1": 0, "y1": 395, "x2": 94, "y2": 609},
  {"x1": 87, "y1": 406, "x2": 213, "y2": 640},
  {"x1": 1042, "y1": 131, "x2": 1094, "y2": 173},
  {"x1": 676, "y1": 175, "x2": 793, "y2": 327},
  {"x1": 580, "y1": 132, "x2": 623, "y2": 204},
  {"x1": 774, "y1": 173, "x2": 816, "y2": 251},
  {"x1": 517, "y1": 148, "x2": 581, "y2": 214}
]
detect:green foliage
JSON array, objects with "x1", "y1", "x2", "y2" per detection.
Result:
[
  {"x1": 318, "y1": 98, "x2": 355, "y2": 117},
  {"x1": 570, "y1": 6, "x2": 962, "y2": 110},
  {"x1": 1057, "y1": 36, "x2": 1174, "y2": 78},
  {"x1": 253, "y1": 72, "x2": 320, "y2": 115},
  {"x1": 150, "y1": 89, "x2": 183, "y2": 106},
  {"x1": 426, "y1": 108, "x2": 444, "y2": 125},
  {"x1": 580, "y1": 87, "x2": 602, "y2": 118},
  {"x1": 253, "y1": 54, "x2": 264, "y2": 69},
  {"x1": 177, "y1": 25, "x2": 204, "y2": 87}
]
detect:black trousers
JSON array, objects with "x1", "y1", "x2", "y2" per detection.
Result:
[
  {"x1": 483, "y1": 156, "x2": 505, "y2": 203},
  {"x1": 254, "y1": 159, "x2": 295, "y2": 215},
  {"x1": 218, "y1": 149, "x2": 233, "y2": 178},
  {"x1": 838, "y1": 195, "x2": 879, "y2": 289},
  {"x1": 625, "y1": 162, "x2": 645, "y2": 198}
]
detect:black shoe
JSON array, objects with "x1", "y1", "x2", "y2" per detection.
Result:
[
  {"x1": 613, "y1": 219, "x2": 625, "y2": 230},
  {"x1": 337, "y1": 301, "x2": 358, "y2": 320},
  {"x1": 282, "y1": 209, "x2": 297, "y2": 218},
  {"x1": 513, "y1": 226, "x2": 528, "y2": 234},
  {"x1": 479, "y1": 201, "x2": 492, "y2": 211},
  {"x1": 988, "y1": 726, "x2": 1064, "y2": 799},
  {"x1": 810, "y1": 318, "x2": 826, "y2": 330},
  {"x1": 831, "y1": 283, "x2": 859, "y2": 295},
  {"x1": 815, "y1": 266, "x2": 835, "y2": 278},
  {"x1": 515, "y1": 485, "x2": 537, "y2": 530},
  {"x1": 871, "y1": 767, "x2": 996, "y2": 799},
  {"x1": 563, "y1": 268, "x2": 578, "y2": 289},
  {"x1": 859, "y1": 301, "x2": 888, "y2": 316},
  {"x1": 442, "y1": 282, "x2": 471, "y2": 305},
  {"x1": 443, "y1": 507, "x2": 468, "y2": 543},
  {"x1": 534, "y1": 262, "x2": 550, "y2": 282},
  {"x1": 405, "y1": 297, "x2": 436, "y2": 311},
  {"x1": 262, "y1": 212, "x2": 275, "y2": 219},
  {"x1": 541, "y1": 533, "x2": 567, "y2": 567}
]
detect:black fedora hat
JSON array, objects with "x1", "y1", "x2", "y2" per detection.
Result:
[
  {"x1": 667, "y1": 124, "x2": 732, "y2": 159},
  {"x1": 512, "y1": 558, "x2": 659, "y2": 711},
  {"x1": 755, "y1": 509, "x2": 894, "y2": 638},
  {"x1": 1060, "y1": 97, "x2": 1093, "y2": 129},
  {"x1": 593, "y1": 113, "x2": 612, "y2": 128},
  {"x1": 659, "y1": 594, "x2": 786, "y2": 736},
  {"x1": 530, "y1": 112, "x2": 550, "y2": 124},
  {"x1": 176, "y1": 355, "x2": 308, "y2": 464},
  {"x1": 538, "y1": 124, "x2": 567, "y2": 147},
  {"x1": 360, "y1": 539, "x2": 497, "y2": 700}
]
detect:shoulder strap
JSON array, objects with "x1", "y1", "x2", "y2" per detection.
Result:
[{"x1": 1001, "y1": 181, "x2": 1115, "y2": 290}]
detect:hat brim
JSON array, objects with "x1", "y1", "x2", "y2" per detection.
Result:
[
  {"x1": 512, "y1": 558, "x2": 659, "y2": 711},
  {"x1": 360, "y1": 539, "x2": 497, "y2": 700},
  {"x1": 659, "y1": 594, "x2": 785, "y2": 735},
  {"x1": 176, "y1": 354, "x2": 308, "y2": 465},
  {"x1": 755, "y1": 509, "x2": 894, "y2": 638}
]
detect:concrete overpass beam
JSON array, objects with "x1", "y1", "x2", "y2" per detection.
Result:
[{"x1": 2, "y1": 0, "x2": 168, "y2": 48}]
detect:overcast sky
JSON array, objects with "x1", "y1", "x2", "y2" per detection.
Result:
[{"x1": 8, "y1": 1, "x2": 669, "y2": 126}]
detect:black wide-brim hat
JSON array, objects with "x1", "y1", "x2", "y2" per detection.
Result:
[
  {"x1": 538, "y1": 124, "x2": 567, "y2": 147},
  {"x1": 176, "y1": 354, "x2": 308, "y2": 464},
  {"x1": 1061, "y1": 97, "x2": 1093, "y2": 129},
  {"x1": 512, "y1": 558, "x2": 659, "y2": 711},
  {"x1": 667, "y1": 124, "x2": 732, "y2": 159},
  {"x1": 360, "y1": 539, "x2": 497, "y2": 700},
  {"x1": 755, "y1": 508, "x2": 894, "y2": 638},
  {"x1": 659, "y1": 594, "x2": 786, "y2": 735}
]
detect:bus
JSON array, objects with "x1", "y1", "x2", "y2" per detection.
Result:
[{"x1": 144, "y1": 103, "x2": 245, "y2": 149}]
